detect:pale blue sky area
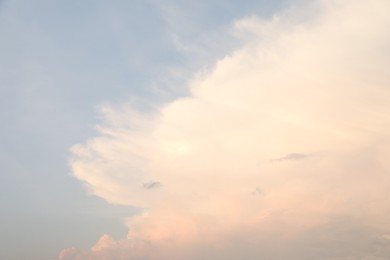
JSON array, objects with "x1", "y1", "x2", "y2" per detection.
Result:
[{"x1": 0, "y1": 0, "x2": 290, "y2": 259}]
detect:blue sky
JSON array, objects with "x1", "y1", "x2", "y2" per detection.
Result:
[
  {"x1": 0, "y1": 1, "x2": 290, "y2": 259},
  {"x1": 3, "y1": 0, "x2": 390, "y2": 259}
]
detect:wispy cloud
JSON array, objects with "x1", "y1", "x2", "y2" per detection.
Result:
[
  {"x1": 61, "y1": 0, "x2": 390, "y2": 259},
  {"x1": 271, "y1": 153, "x2": 309, "y2": 162},
  {"x1": 143, "y1": 181, "x2": 162, "y2": 190}
]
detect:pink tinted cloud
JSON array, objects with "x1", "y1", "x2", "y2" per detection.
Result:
[{"x1": 62, "y1": 0, "x2": 390, "y2": 259}]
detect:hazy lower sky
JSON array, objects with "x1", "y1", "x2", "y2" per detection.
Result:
[{"x1": 2, "y1": 0, "x2": 390, "y2": 259}]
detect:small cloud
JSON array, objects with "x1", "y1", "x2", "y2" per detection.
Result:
[
  {"x1": 251, "y1": 187, "x2": 263, "y2": 196},
  {"x1": 382, "y1": 234, "x2": 390, "y2": 241},
  {"x1": 271, "y1": 153, "x2": 309, "y2": 162},
  {"x1": 143, "y1": 181, "x2": 162, "y2": 190}
]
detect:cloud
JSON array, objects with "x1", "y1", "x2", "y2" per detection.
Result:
[
  {"x1": 143, "y1": 181, "x2": 162, "y2": 190},
  {"x1": 62, "y1": 0, "x2": 390, "y2": 259},
  {"x1": 271, "y1": 153, "x2": 309, "y2": 162}
]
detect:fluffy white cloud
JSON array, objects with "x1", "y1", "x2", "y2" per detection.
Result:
[{"x1": 61, "y1": 0, "x2": 390, "y2": 259}]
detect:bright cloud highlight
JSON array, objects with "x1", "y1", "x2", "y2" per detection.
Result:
[{"x1": 61, "y1": 0, "x2": 390, "y2": 259}]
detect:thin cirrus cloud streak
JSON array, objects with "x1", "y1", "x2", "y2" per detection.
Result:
[{"x1": 61, "y1": 0, "x2": 390, "y2": 259}]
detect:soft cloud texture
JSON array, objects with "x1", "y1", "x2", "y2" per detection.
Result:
[{"x1": 61, "y1": 0, "x2": 390, "y2": 259}]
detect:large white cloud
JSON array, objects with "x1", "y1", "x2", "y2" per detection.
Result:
[{"x1": 61, "y1": 0, "x2": 390, "y2": 259}]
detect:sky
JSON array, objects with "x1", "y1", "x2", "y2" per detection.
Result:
[{"x1": 1, "y1": 0, "x2": 390, "y2": 259}]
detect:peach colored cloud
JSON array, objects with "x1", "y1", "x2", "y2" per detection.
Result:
[{"x1": 61, "y1": 0, "x2": 390, "y2": 259}]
